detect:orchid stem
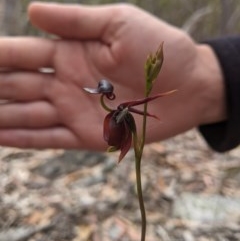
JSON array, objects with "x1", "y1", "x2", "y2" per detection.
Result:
[
  {"x1": 133, "y1": 81, "x2": 151, "y2": 241},
  {"x1": 140, "y1": 102, "x2": 148, "y2": 151},
  {"x1": 136, "y1": 156, "x2": 146, "y2": 241},
  {"x1": 100, "y1": 94, "x2": 113, "y2": 112},
  {"x1": 133, "y1": 133, "x2": 146, "y2": 241}
]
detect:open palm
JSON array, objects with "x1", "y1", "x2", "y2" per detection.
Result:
[{"x1": 0, "y1": 3, "x2": 203, "y2": 150}]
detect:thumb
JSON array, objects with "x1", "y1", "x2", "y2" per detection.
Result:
[{"x1": 28, "y1": 2, "x2": 116, "y2": 40}]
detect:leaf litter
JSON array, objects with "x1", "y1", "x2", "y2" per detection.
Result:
[{"x1": 0, "y1": 130, "x2": 240, "y2": 241}]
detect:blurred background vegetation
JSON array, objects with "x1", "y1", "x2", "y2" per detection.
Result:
[{"x1": 0, "y1": 0, "x2": 240, "y2": 40}]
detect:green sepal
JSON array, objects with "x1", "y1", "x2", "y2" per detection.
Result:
[{"x1": 107, "y1": 146, "x2": 119, "y2": 152}]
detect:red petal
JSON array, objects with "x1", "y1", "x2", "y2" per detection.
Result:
[
  {"x1": 128, "y1": 107, "x2": 160, "y2": 120},
  {"x1": 118, "y1": 122, "x2": 132, "y2": 163},
  {"x1": 103, "y1": 111, "x2": 133, "y2": 163},
  {"x1": 103, "y1": 112, "x2": 114, "y2": 142},
  {"x1": 103, "y1": 111, "x2": 126, "y2": 148},
  {"x1": 120, "y1": 90, "x2": 177, "y2": 108}
]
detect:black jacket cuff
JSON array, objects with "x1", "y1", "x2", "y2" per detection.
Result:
[{"x1": 199, "y1": 36, "x2": 240, "y2": 152}]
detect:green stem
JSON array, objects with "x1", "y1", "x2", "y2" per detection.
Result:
[
  {"x1": 100, "y1": 94, "x2": 113, "y2": 112},
  {"x1": 136, "y1": 158, "x2": 146, "y2": 241},
  {"x1": 140, "y1": 102, "x2": 148, "y2": 151},
  {"x1": 140, "y1": 79, "x2": 151, "y2": 151},
  {"x1": 134, "y1": 81, "x2": 150, "y2": 241},
  {"x1": 134, "y1": 85, "x2": 149, "y2": 241},
  {"x1": 133, "y1": 133, "x2": 146, "y2": 241}
]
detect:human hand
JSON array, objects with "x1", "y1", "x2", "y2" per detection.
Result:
[{"x1": 0, "y1": 2, "x2": 225, "y2": 150}]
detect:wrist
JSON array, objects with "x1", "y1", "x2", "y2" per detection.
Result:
[{"x1": 194, "y1": 44, "x2": 227, "y2": 125}]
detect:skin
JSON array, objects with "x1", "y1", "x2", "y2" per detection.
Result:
[{"x1": 0, "y1": 2, "x2": 226, "y2": 150}]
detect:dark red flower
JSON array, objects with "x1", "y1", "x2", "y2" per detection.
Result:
[
  {"x1": 104, "y1": 110, "x2": 136, "y2": 163},
  {"x1": 102, "y1": 93, "x2": 177, "y2": 162},
  {"x1": 84, "y1": 80, "x2": 177, "y2": 163}
]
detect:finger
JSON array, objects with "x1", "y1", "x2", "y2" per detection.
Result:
[
  {"x1": 0, "y1": 127, "x2": 79, "y2": 149},
  {"x1": 0, "y1": 101, "x2": 58, "y2": 128},
  {"x1": 0, "y1": 71, "x2": 54, "y2": 101},
  {"x1": 28, "y1": 2, "x2": 117, "y2": 40},
  {"x1": 0, "y1": 37, "x2": 54, "y2": 69}
]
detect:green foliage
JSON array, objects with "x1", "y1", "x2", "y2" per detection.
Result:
[{"x1": 1, "y1": 0, "x2": 240, "y2": 40}]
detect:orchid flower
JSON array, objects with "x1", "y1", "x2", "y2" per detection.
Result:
[{"x1": 84, "y1": 80, "x2": 175, "y2": 162}]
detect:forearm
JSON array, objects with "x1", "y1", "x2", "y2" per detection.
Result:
[
  {"x1": 198, "y1": 36, "x2": 240, "y2": 152},
  {"x1": 194, "y1": 44, "x2": 227, "y2": 125}
]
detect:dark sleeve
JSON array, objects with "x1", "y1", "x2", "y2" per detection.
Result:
[{"x1": 199, "y1": 35, "x2": 240, "y2": 152}]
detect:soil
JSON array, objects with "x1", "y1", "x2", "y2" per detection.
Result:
[{"x1": 0, "y1": 129, "x2": 240, "y2": 241}]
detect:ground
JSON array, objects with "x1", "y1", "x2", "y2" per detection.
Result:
[{"x1": 0, "y1": 129, "x2": 240, "y2": 241}]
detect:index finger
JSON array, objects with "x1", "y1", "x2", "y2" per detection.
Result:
[{"x1": 0, "y1": 37, "x2": 55, "y2": 70}]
